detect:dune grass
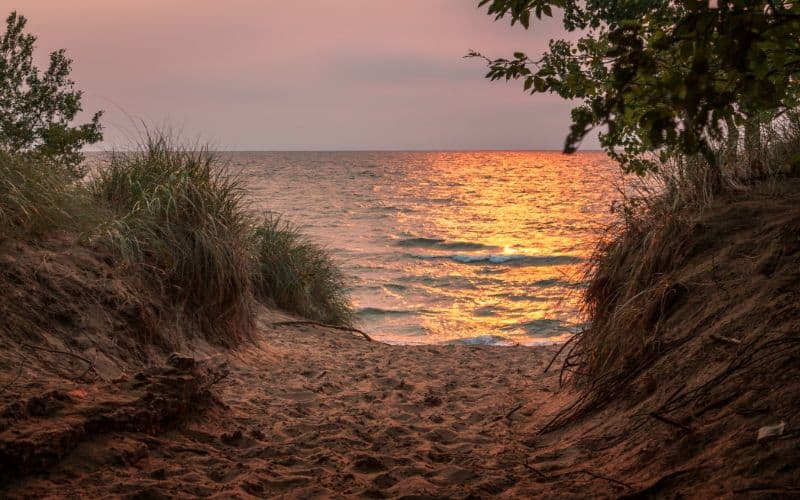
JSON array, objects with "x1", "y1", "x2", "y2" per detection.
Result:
[
  {"x1": 568, "y1": 112, "x2": 800, "y2": 395},
  {"x1": 83, "y1": 131, "x2": 353, "y2": 344},
  {"x1": 89, "y1": 133, "x2": 256, "y2": 345},
  {"x1": 1, "y1": 129, "x2": 366, "y2": 345},
  {"x1": 0, "y1": 152, "x2": 91, "y2": 238},
  {"x1": 251, "y1": 216, "x2": 353, "y2": 327}
]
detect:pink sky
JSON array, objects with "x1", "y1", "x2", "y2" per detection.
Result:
[{"x1": 12, "y1": 1, "x2": 599, "y2": 150}]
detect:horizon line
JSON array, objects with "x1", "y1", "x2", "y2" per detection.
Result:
[{"x1": 87, "y1": 148, "x2": 607, "y2": 154}]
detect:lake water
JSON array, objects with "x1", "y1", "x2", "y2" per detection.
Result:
[{"x1": 234, "y1": 151, "x2": 620, "y2": 345}]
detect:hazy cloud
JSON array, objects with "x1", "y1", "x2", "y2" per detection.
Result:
[{"x1": 11, "y1": 0, "x2": 600, "y2": 150}]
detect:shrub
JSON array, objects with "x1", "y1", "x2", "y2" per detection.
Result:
[
  {"x1": 251, "y1": 216, "x2": 353, "y2": 327},
  {"x1": 0, "y1": 12, "x2": 102, "y2": 176},
  {"x1": 90, "y1": 132, "x2": 254, "y2": 345}
]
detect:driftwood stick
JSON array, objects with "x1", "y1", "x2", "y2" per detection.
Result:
[
  {"x1": 523, "y1": 460, "x2": 548, "y2": 479},
  {"x1": 649, "y1": 411, "x2": 693, "y2": 433},
  {"x1": 271, "y1": 321, "x2": 374, "y2": 342},
  {"x1": 505, "y1": 403, "x2": 524, "y2": 420},
  {"x1": 578, "y1": 469, "x2": 632, "y2": 489},
  {"x1": 710, "y1": 333, "x2": 742, "y2": 345}
]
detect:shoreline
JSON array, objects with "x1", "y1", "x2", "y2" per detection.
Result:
[{"x1": 2, "y1": 177, "x2": 799, "y2": 497}]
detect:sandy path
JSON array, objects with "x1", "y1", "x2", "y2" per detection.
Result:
[
  {"x1": 6, "y1": 312, "x2": 585, "y2": 498},
  {"x1": 7, "y1": 305, "x2": 795, "y2": 498}
]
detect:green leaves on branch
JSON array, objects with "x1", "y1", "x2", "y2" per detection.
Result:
[
  {"x1": 472, "y1": 1, "x2": 800, "y2": 175},
  {"x1": 0, "y1": 12, "x2": 102, "y2": 177}
]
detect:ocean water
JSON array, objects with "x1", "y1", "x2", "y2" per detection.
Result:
[{"x1": 233, "y1": 151, "x2": 620, "y2": 346}]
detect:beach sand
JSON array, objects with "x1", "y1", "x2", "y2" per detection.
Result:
[
  {"x1": 3, "y1": 301, "x2": 799, "y2": 498},
  {"x1": 3, "y1": 307, "x2": 598, "y2": 498}
]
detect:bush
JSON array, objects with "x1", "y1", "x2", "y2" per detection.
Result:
[
  {"x1": 0, "y1": 12, "x2": 102, "y2": 176},
  {"x1": 90, "y1": 132, "x2": 254, "y2": 345},
  {"x1": 251, "y1": 216, "x2": 353, "y2": 327}
]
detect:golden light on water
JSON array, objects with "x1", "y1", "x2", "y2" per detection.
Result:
[{"x1": 241, "y1": 150, "x2": 620, "y2": 345}]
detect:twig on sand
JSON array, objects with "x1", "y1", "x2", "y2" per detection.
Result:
[
  {"x1": 649, "y1": 412, "x2": 693, "y2": 432},
  {"x1": 270, "y1": 320, "x2": 374, "y2": 342},
  {"x1": 544, "y1": 335, "x2": 577, "y2": 374},
  {"x1": 577, "y1": 469, "x2": 632, "y2": 489},
  {"x1": 0, "y1": 358, "x2": 24, "y2": 394},
  {"x1": 21, "y1": 342, "x2": 102, "y2": 381},
  {"x1": 710, "y1": 333, "x2": 742, "y2": 345},
  {"x1": 523, "y1": 460, "x2": 548, "y2": 479},
  {"x1": 505, "y1": 403, "x2": 524, "y2": 420}
]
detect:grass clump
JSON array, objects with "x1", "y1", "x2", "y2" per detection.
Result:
[
  {"x1": 90, "y1": 132, "x2": 255, "y2": 345},
  {"x1": 565, "y1": 111, "x2": 800, "y2": 399},
  {"x1": 89, "y1": 130, "x2": 354, "y2": 343},
  {"x1": 1, "y1": 127, "x2": 354, "y2": 347},
  {"x1": 251, "y1": 216, "x2": 353, "y2": 327},
  {"x1": 0, "y1": 152, "x2": 89, "y2": 238}
]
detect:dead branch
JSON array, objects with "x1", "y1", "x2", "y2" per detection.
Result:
[
  {"x1": 544, "y1": 334, "x2": 577, "y2": 373},
  {"x1": 270, "y1": 320, "x2": 374, "y2": 341},
  {"x1": 649, "y1": 412, "x2": 693, "y2": 432},
  {"x1": 577, "y1": 468, "x2": 633, "y2": 489},
  {"x1": 21, "y1": 342, "x2": 103, "y2": 382}
]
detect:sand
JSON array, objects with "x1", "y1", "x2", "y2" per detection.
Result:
[
  {"x1": 4, "y1": 317, "x2": 564, "y2": 497},
  {"x1": 2, "y1": 307, "x2": 602, "y2": 498},
  {"x1": 2, "y1": 302, "x2": 799, "y2": 498}
]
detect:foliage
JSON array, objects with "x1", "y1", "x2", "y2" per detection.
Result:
[
  {"x1": 90, "y1": 132, "x2": 254, "y2": 345},
  {"x1": 251, "y1": 215, "x2": 353, "y2": 327},
  {"x1": 471, "y1": 1, "x2": 800, "y2": 179},
  {"x1": 0, "y1": 11, "x2": 102, "y2": 176}
]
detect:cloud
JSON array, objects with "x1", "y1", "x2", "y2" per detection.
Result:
[{"x1": 16, "y1": 0, "x2": 600, "y2": 150}]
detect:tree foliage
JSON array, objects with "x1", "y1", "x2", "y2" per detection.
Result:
[
  {"x1": 0, "y1": 11, "x2": 102, "y2": 175},
  {"x1": 471, "y1": 1, "x2": 800, "y2": 176}
]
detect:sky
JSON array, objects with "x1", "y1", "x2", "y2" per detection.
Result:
[{"x1": 8, "y1": 1, "x2": 600, "y2": 151}]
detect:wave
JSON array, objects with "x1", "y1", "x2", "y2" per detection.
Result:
[
  {"x1": 500, "y1": 318, "x2": 575, "y2": 338},
  {"x1": 395, "y1": 237, "x2": 497, "y2": 251},
  {"x1": 407, "y1": 252, "x2": 582, "y2": 266},
  {"x1": 532, "y1": 278, "x2": 584, "y2": 289},
  {"x1": 356, "y1": 307, "x2": 424, "y2": 316},
  {"x1": 472, "y1": 305, "x2": 500, "y2": 317},
  {"x1": 445, "y1": 335, "x2": 515, "y2": 346}
]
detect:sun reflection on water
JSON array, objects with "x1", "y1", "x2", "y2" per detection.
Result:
[{"x1": 237, "y1": 150, "x2": 621, "y2": 345}]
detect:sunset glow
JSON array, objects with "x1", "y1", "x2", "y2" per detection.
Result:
[{"x1": 17, "y1": 1, "x2": 598, "y2": 151}]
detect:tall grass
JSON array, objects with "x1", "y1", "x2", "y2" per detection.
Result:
[
  {"x1": 90, "y1": 132, "x2": 255, "y2": 345},
  {"x1": 569, "y1": 110, "x2": 800, "y2": 394},
  {"x1": 251, "y1": 216, "x2": 353, "y2": 327},
  {"x1": 1, "y1": 129, "x2": 354, "y2": 346},
  {"x1": 0, "y1": 152, "x2": 89, "y2": 238},
  {"x1": 89, "y1": 130, "x2": 354, "y2": 344}
]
